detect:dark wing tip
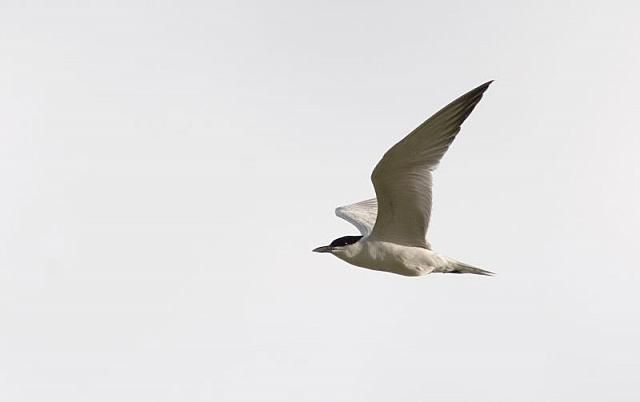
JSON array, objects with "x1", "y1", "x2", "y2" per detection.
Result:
[
  {"x1": 467, "y1": 80, "x2": 494, "y2": 98},
  {"x1": 437, "y1": 80, "x2": 493, "y2": 126},
  {"x1": 481, "y1": 79, "x2": 494, "y2": 88}
]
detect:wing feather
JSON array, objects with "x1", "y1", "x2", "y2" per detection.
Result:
[
  {"x1": 369, "y1": 81, "x2": 492, "y2": 248},
  {"x1": 335, "y1": 198, "x2": 378, "y2": 236}
]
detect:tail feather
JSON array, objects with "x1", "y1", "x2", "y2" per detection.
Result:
[{"x1": 445, "y1": 261, "x2": 494, "y2": 276}]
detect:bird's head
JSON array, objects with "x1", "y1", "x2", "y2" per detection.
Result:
[{"x1": 313, "y1": 235, "x2": 363, "y2": 255}]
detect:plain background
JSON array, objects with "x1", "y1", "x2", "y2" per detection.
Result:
[{"x1": 2, "y1": 1, "x2": 639, "y2": 401}]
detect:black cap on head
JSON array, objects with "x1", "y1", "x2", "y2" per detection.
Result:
[{"x1": 329, "y1": 235, "x2": 363, "y2": 248}]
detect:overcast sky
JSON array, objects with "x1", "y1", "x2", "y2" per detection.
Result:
[{"x1": 2, "y1": 1, "x2": 640, "y2": 401}]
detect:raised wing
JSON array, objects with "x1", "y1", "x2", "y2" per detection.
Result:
[
  {"x1": 369, "y1": 81, "x2": 492, "y2": 248},
  {"x1": 335, "y1": 198, "x2": 378, "y2": 236}
]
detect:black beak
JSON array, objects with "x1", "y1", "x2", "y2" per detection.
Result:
[{"x1": 312, "y1": 245, "x2": 332, "y2": 253}]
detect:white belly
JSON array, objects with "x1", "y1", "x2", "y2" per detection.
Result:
[{"x1": 335, "y1": 239, "x2": 447, "y2": 276}]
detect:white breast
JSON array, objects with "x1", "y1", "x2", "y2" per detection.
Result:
[{"x1": 333, "y1": 239, "x2": 446, "y2": 276}]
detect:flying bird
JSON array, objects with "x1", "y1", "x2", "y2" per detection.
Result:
[{"x1": 313, "y1": 81, "x2": 494, "y2": 277}]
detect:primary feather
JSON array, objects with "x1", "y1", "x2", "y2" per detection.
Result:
[
  {"x1": 335, "y1": 198, "x2": 378, "y2": 236},
  {"x1": 369, "y1": 81, "x2": 492, "y2": 248}
]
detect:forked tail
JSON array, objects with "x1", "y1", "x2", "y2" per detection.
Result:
[{"x1": 444, "y1": 260, "x2": 494, "y2": 276}]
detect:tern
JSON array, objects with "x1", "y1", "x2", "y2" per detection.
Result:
[{"x1": 313, "y1": 81, "x2": 494, "y2": 277}]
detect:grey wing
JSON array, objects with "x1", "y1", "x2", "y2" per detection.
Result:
[
  {"x1": 335, "y1": 198, "x2": 378, "y2": 236},
  {"x1": 369, "y1": 81, "x2": 492, "y2": 248}
]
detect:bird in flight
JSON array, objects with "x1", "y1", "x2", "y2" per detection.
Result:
[{"x1": 313, "y1": 81, "x2": 494, "y2": 277}]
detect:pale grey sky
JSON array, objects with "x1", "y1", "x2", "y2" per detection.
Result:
[{"x1": 2, "y1": 1, "x2": 640, "y2": 401}]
